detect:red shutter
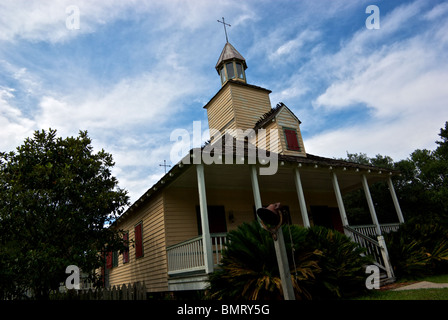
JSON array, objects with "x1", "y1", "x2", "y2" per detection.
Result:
[
  {"x1": 106, "y1": 251, "x2": 113, "y2": 269},
  {"x1": 123, "y1": 232, "x2": 129, "y2": 263},
  {"x1": 284, "y1": 129, "x2": 300, "y2": 151},
  {"x1": 135, "y1": 223, "x2": 143, "y2": 258}
]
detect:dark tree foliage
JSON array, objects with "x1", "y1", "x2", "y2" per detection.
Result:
[{"x1": 0, "y1": 129, "x2": 129, "y2": 299}]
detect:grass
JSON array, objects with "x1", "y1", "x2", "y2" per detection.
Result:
[{"x1": 355, "y1": 274, "x2": 448, "y2": 300}]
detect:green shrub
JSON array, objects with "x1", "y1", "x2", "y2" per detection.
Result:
[
  {"x1": 385, "y1": 222, "x2": 448, "y2": 278},
  {"x1": 303, "y1": 226, "x2": 372, "y2": 299},
  {"x1": 207, "y1": 221, "x2": 371, "y2": 300}
]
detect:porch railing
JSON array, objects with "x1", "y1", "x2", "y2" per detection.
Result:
[
  {"x1": 167, "y1": 233, "x2": 228, "y2": 275},
  {"x1": 350, "y1": 223, "x2": 400, "y2": 239},
  {"x1": 344, "y1": 225, "x2": 396, "y2": 280}
]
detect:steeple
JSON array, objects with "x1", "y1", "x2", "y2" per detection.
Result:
[{"x1": 215, "y1": 42, "x2": 248, "y2": 85}]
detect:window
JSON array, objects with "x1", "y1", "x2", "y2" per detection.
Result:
[
  {"x1": 220, "y1": 66, "x2": 226, "y2": 84},
  {"x1": 284, "y1": 128, "x2": 301, "y2": 151},
  {"x1": 226, "y1": 62, "x2": 235, "y2": 79},
  {"x1": 236, "y1": 63, "x2": 244, "y2": 79},
  {"x1": 112, "y1": 251, "x2": 118, "y2": 268},
  {"x1": 135, "y1": 222, "x2": 143, "y2": 259},
  {"x1": 106, "y1": 250, "x2": 118, "y2": 269},
  {"x1": 123, "y1": 232, "x2": 129, "y2": 264}
]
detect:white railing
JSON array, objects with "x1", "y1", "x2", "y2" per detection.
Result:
[
  {"x1": 167, "y1": 233, "x2": 228, "y2": 275},
  {"x1": 345, "y1": 225, "x2": 395, "y2": 280},
  {"x1": 351, "y1": 223, "x2": 400, "y2": 239}
]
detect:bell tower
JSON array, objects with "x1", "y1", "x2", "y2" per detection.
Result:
[
  {"x1": 215, "y1": 42, "x2": 248, "y2": 86},
  {"x1": 204, "y1": 27, "x2": 272, "y2": 136}
]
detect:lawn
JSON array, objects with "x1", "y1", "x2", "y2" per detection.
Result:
[{"x1": 355, "y1": 274, "x2": 448, "y2": 300}]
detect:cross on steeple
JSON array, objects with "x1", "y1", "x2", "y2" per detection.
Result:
[
  {"x1": 159, "y1": 160, "x2": 171, "y2": 174},
  {"x1": 217, "y1": 17, "x2": 231, "y2": 43}
]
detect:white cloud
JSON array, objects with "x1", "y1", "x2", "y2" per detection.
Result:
[
  {"x1": 0, "y1": 0, "x2": 141, "y2": 43},
  {"x1": 0, "y1": 86, "x2": 35, "y2": 151},
  {"x1": 303, "y1": 1, "x2": 448, "y2": 160}
]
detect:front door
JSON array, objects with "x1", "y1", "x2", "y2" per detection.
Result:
[
  {"x1": 310, "y1": 206, "x2": 344, "y2": 233},
  {"x1": 196, "y1": 205, "x2": 227, "y2": 234}
]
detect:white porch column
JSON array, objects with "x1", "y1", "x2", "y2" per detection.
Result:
[
  {"x1": 196, "y1": 164, "x2": 214, "y2": 274},
  {"x1": 251, "y1": 165, "x2": 295, "y2": 300},
  {"x1": 361, "y1": 174, "x2": 382, "y2": 235},
  {"x1": 250, "y1": 165, "x2": 262, "y2": 210},
  {"x1": 293, "y1": 168, "x2": 310, "y2": 228},
  {"x1": 387, "y1": 176, "x2": 405, "y2": 224},
  {"x1": 331, "y1": 171, "x2": 349, "y2": 229}
]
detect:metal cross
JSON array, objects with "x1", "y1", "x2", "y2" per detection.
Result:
[
  {"x1": 159, "y1": 160, "x2": 171, "y2": 174},
  {"x1": 217, "y1": 17, "x2": 231, "y2": 43}
]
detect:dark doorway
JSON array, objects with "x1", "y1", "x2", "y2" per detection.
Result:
[
  {"x1": 196, "y1": 205, "x2": 227, "y2": 234},
  {"x1": 310, "y1": 206, "x2": 344, "y2": 233}
]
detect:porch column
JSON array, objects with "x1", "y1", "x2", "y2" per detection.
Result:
[
  {"x1": 387, "y1": 176, "x2": 405, "y2": 224},
  {"x1": 361, "y1": 174, "x2": 381, "y2": 235},
  {"x1": 196, "y1": 164, "x2": 214, "y2": 274},
  {"x1": 293, "y1": 168, "x2": 310, "y2": 228},
  {"x1": 250, "y1": 165, "x2": 262, "y2": 210},
  {"x1": 330, "y1": 171, "x2": 349, "y2": 228},
  {"x1": 251, "y1": 165, "x2": 295, "y2": 300}
]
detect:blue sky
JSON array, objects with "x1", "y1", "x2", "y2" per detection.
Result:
[{"x1": 1, "y1": 0, "x2": 448, "y2": 202}]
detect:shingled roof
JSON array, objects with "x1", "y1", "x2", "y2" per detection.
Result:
[
  {"x1": 215, "y1": 42, "x2": 247, "y2": 73},
  {"x1": 254, "y1": 102, "x2": 301, "y2": 129}
]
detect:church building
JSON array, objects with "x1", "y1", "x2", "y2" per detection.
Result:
[{"x1": 104, "y1": 38, "x2": 405, "y2": 295}]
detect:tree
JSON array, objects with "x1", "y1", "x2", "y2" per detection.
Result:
[
  {"x1": 0, "y1": 129, "x2": 129, "y2": 299},
  {"x1": 341, "y1": 153, "x2": 396, "y2": 225}
]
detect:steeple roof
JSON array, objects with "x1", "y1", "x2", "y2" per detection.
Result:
[{"x1": 215, "y1": 42, "x2": 247, "y2": 73}]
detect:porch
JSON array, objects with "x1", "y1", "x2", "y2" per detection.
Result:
[
  {"x1": 163, "y1": 153, "x2": 405, "y2": 291},
  {"x1": 166, "y1": 223, "x2": 401, "y2": 281}
]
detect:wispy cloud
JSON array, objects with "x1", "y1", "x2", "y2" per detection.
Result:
[{"x1": 271, "y1": 1, "x2": 448, "y2": 160}]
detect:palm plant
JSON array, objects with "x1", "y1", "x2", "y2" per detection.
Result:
[
  {"x1": 207, "y1": 221, "x2": 321, "y2": 300},
  {"x1": 303, "y1": 226, "x2": 372, "y2": 299},
  {"x1": 207, "y1": 221, "x2": 370, "y2": 300}
]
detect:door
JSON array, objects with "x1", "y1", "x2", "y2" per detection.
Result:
[
  {"x1": 310, "y1": 206, "x2": 344, "y2": 233},
  {"x1": 196, "y1": 205, "x2": 227, "y2": 234}
]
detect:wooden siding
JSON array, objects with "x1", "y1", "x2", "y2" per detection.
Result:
[
  {"x1": 205, "y1": 82, "x2": 272, "y2": 138},
  {"x1": 205, "y1": 84, "x2": 236, "y2": 135},
  {"x1": 230, "y1": 83, "x2": 272, "y2": 132},
  {"x1": 108, "y1": 193, "x2": 168, "y2": 293},
  {"x1": 164, "y1": 187, "x2": 200, "y2": 247}
]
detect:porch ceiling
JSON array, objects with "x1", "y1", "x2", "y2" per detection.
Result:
[{"x1": 167, "y1": 162, "x2": 389, "y2": 195}]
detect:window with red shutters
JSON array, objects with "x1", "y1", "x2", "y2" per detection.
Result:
[
  {"x1": 123, "y1": 232, "x2": 129, "y2": 263},
  {"x1": 106, "y1": 251, "x2": 113, "y2": 269},
  {"x1": 135, "y1": 223, "x2": 143, "y2": 259},
  {"x1": 284, "y1": 128, "x2": 300, "y2": 151}
]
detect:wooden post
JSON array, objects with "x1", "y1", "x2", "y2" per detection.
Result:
[
  {"x1": 361, "y1": 174, "x2": 381, "y2": 235},
  {"x1": 196, "y1": 164, "x2": 214, "y2": 274},
  {"x1": 387, "y1": 176, "x2": 405, "y2": 224},
  {"x1": 331, "y1": 171, "x2": 349, "y2": 235},
  {"x1": 273, "y1": 229, "x2": 296, "y2": 300},
  {"x1": 250, "y1": 165, "x2": 262, "y2": 210},
  {"x1": 293, "y1": 168, "x2": 310, "y2": 228},
  {"x1": 251, "y1": 166, "x2": 295, "y2": 300},
  {"x1": 377, "y1": 235, "x2": 394, "y2": 279}
]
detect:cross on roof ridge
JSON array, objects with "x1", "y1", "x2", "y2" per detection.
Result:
[{"x1": 217, "y1": 17, "x2": 231, "y2": 43}]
